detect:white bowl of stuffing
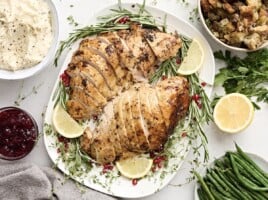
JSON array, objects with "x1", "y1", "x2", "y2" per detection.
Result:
[
  {"x1": 0, "y1": 0, "x2": 59, "y2": 80},
  {"x1": 198, "y1": 0, "x2": 268, "y2": 52}
]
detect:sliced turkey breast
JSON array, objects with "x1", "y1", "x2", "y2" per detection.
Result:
[
  {"x1": 80, "y1": 76, "x2": 190, "y2": 163},
  {"x1": 144, "y1": 29, "x2": 182, "y2": 62}
]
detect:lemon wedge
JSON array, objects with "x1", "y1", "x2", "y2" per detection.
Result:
[
  {"x1": 116, "y1": 156, "x2": 153, "y2": 179},
  {"x1": 52, "y1": 104, "x2": 85, "y2": 138},
  {"x1": 213, "y1": 93, "x2": 254, "y2": 134},
  {"x1": 177, "y1": 39, "x2": 204, "y2": 75}
]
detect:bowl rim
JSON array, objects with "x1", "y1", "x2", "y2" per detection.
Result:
[
  {"x1": 0, "y1": 106, "x2": 39, "y2": 161},
  {"x1": 197, "y1": 0, "x2": 268, "y2": 52},
  {"x1": 0, "y1": 0, "x2": 59, "y2": 80}
]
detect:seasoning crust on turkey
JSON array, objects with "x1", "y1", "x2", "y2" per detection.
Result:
[{"x1": 65, "y1": 23, "x2": 190, "y2": 164}]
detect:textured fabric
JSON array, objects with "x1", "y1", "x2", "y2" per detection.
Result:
[{"x1": 0, "y1": 160, "x2": 117, "y2": 200}]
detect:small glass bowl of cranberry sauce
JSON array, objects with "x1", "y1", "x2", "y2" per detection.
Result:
[{"x1": 0, "y1": 107, "x2": 38, "y2": 160}]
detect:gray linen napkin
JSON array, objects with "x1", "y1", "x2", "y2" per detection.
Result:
[{"x1": 0, "y1": 161, "x2": 117, "y2": 200}]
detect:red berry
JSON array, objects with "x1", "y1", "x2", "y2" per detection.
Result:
[
  {"x1": 192, "y1": 94, "x2": 200, "y2": 102},
  {"x1": 161, "y1": 75, "x2": 167, "y2": 80},
  {"x1": 149, "y1": 151, "x2": 155, "y2": 158},
  {"x1": 182, "y1": 132, "x2": 187, "y2": 137},
  {"x1": 60, "y1": 70, "x2": 70, "y2": 87},
  {"x1": 201, "y1": 82, "x2": 207, "y2": 87},
  {"x1": 176, "y1": 58, "x2": 181, "y2": 64},
  {"x1": 132, "y1": 179, "x2": 138, "y2": 186},
  {"x1": 118, "y1": 16, "x2": 129, "y2": 24}
]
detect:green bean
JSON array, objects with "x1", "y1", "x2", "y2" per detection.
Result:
[
  {"x1": 194, "y1": 171, "x2": 215, "y2": 200},
  {"x1": 207, "y1": 183, "x2": 233, "y2": 200},
  {"x1": 230, "y1": 154, "x2": 268, "y2": 191},
  {"x1": 197, "y1": 188, "x2": 209, "y2": 200},
  {"x1": 215, "y1": 168, "x2": 248, "y2": 200},
  {"x1": 224, "y1": 170, "x2": 265, "y2": 200},
  {"x1": 235, "y1": 144, "x2": 268, "y2": 179},
  {"x1": 234, "y1": 160, "x2": 263, "y2": 186},
  {"x1": 231, "y1": 153, "x2": 268, "y2": 187},
  {"x1": 198, "y1": 188, "x2": 207, "y2": 200},
  {"x1": 209, "y1": 170, "x2": 232, "y2": 198},
  {"x1": 206, "y1": 172, "x2": 231, "y2": 197}
]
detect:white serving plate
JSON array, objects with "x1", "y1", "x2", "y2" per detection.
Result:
[{"x1": 43, "y1": 3, "x2": 215, "y2": 198}]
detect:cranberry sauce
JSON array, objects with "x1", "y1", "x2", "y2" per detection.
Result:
[{"x1": 0, "y1": 107, "x2": 38, "y2": 160}]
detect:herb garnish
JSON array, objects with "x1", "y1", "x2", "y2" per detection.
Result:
[
  {"x1": 14, "y1": 82, "x2": 43, "y2": 106},
  {"x1": 67, "y1": 15, "x2": 79, "y2": 27},
  {"x1": 213, "y1": 49, "x2": 268, "y2": 109},
  {"x1": 54, "y1": 0, "x2": 164, "y2": 66},
  {"x1": 50, "y1": 0, "x2": 213, "y2": 188}
]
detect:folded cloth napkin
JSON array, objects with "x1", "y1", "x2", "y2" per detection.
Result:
[{"x1": 0, "y1": 160, "x2": 117, "y2": 200}]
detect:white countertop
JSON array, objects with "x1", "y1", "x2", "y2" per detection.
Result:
[{"x1": 0, "y1": 0, "x2": 267, "y2": 199}]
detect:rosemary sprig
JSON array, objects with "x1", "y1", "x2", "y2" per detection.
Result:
[
  {"x1": 52, "y1": 80, "x2": 69, "y2": 109},
  {"x1": 149, "y1": 35, "x2": 192, "y2": 83},
  {"x1": 54, "y1": 0, "x2": 164, "y2": 66},
  {"x1": 149, "y1": 35, "x2": 212, "y2": 162}
]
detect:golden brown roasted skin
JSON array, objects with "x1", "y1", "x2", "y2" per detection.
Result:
[
  {"x1": 80, "y1": 76, "x2": 190, "y2": 164},
  {"x1": 66, "y1": 26, "x2": 182, "y2": 120}
]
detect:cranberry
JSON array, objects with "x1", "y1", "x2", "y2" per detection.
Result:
[
  {"x1": 161, "y1": 75, "x2": 167, "y2": 80},
  {"x1": 181, "y1": 132, "x2": 187, "y2": 137},
  {"x1": 60, "y1": 70, "x2": 70, "y2": 87},
  {"x1": 149, "y1": 151, "x2": 155, "y2": 158},
  {"x1": 192, "y1": 94, "x2": 200, "y2": 102},
  {"x1": 0, "y1": 107, "x2": 38, "y2": 160},
  {"x1": 132, "y1": 179, "x2": 138, "y2": 186},
  {"x1": 102, "y1": 163, "x2": 113, "y2": 173},
  {"x1": 176, "y1": 58, "x2": 181, "y2": 64},
  {"x1": 118, "y1": 16, "x2": 130, "y2": 24},
  {"x1": 201, "y1": 82, "x2": 207, "y2": 87}
]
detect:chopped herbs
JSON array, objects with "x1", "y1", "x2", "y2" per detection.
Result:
[
  {"x1": 189, "y1": 7, "x2": 200, "y2": 23},
  {"x1": 67, "y1": 15, "x2": 79, "y2": 27},
  {"x1": 14, "y1": 82, "x2": 43, "y2": 106},
  {"x1": 213, "y1": 49, "x2": 268, "y2": 109}
]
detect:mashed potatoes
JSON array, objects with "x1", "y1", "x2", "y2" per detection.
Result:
[{"x1": 0, "y1": 0, "x2": 53, "y2": 71}]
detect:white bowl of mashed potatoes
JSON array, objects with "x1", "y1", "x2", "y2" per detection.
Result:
[
  {"x1": 0, "y1": 0, "x2": 59, "y2": 80},
  {"x1": 198, "y1": 0, "x2": 268, "y2": 52}
]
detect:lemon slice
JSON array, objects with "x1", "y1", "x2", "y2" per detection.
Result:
[
  {"x1": 213, "y1": 93, "x2": 254, "y2": 134},
  {"x1": 116, "y1": 156, "x2": 153, "y2": 179},
  {"x1": 177, "y1": 39, "x2": 204, "y2": 75},
  {"x1": 52, "y1": 104, "x2": 85, "y2": 138}
]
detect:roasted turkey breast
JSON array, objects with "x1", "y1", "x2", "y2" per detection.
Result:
[
  {"x1": 66, "y1": 24, "x2": 181, "y2": 120},
  {"x1": 65, "y1": 24, "x2": 190, "y2": 164},
  {"x1": 80, "y1": 76, "x2": 190, "y2": 164}
]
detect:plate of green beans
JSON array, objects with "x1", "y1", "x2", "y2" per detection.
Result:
[{"x1": 194, "y1": 144, "x2": 268, "y2": 200}]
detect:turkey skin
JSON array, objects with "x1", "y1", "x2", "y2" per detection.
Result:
[
  {"x1": 80, "y1": 76, "x2": 190, "y2": 164},
  {"x1": 65, "y1": 24, "x2": 182, "y2": 120}
]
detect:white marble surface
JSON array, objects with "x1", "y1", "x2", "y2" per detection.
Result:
[{"x1": 0, "y1": 0, "x2": 267, "y2": 199}]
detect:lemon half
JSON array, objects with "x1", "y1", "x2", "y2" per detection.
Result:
[
  {"x1": 213, "y1": 93, "x2": 254, "y2": 134},
  {"x1": 116, "y1": 156, "x2": 153, "y2": 179},
  {"x1": 52, "y1": 104, "x2": 85, "y2": 138},
  {"x1": 177, "y1": 39, "x2": 204, "y2": 75}
]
